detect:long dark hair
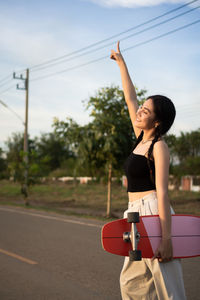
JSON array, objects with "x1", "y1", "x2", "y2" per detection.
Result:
[{"x1": 135, "y1": 95, "x2": 176, "y2": 182}]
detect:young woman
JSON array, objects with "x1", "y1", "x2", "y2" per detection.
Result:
[{"x1": 110, "y1": 42, "x2": 186, "y2": 300}]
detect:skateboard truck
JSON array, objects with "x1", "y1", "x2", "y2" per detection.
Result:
[{"x1": 123, "y1": 212, "x2": 142, "y2": 261}]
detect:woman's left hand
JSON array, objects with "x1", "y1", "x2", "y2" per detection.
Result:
[{"x1": 152, "y1": 238, "x2": 173, "y2": 263}]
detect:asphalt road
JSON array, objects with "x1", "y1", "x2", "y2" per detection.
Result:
[{"x1": 0, "y1": 205, "x2": 199, "y2": 300}]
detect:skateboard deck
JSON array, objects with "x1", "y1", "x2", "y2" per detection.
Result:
[{"x1": 102, "y1": 214, "x2": 200, "y2": 260}]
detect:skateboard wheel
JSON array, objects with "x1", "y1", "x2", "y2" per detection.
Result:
[
  {"x1": 123, "y1": 232, "x2": 131, "y2": 243},
  {"x1": 127, "y1": 212, "x2": 139, "y2": 223},
  {"x1": 129, "y1": 250, "x2": 142, "y2": 261}
]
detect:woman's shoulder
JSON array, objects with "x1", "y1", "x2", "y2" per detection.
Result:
[{"x1": 153, "y1": 138, "x2": 169, "y2": 157}]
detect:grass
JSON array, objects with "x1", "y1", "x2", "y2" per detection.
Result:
[{"x1": 0, "y1": 180, "x2": 199, "y2": 219}]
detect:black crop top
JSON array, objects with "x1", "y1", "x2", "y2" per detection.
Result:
[{"x1": 124, "y1": 152, "x2": 156, "y2": 192}]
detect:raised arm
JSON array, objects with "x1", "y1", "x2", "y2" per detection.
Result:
[{"x1": 110, "y1": 42, "x2": 141, "y2": 138}]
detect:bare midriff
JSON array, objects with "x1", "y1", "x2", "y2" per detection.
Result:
[{"x1": 128, "y1": 189, "x2": 156, "y2": 202}]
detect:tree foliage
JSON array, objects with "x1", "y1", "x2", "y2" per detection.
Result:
[
  {"x1": 53, "y1": 85, "x2": 147, "y2": 216},
  {"x1": 165, "y1": 129, "x2": 200, "y2": 177},
  {"x1": 0, "y1": 148, "x2": 7, "y2": 179},
  {"x1": 4, "y1": 131, "x2": 71, "y2": 186},
  {"x1": 53, "y1": 86, "x2": 147, "y2": 178},
  {"x1": 2, "y1": 87, "x2": 200, "y2": 186}
]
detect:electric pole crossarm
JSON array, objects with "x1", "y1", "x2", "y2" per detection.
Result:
[
  {"x1": 16, "y1": 83, "x2": 26, "y2": 90},
  {"x1": 13, "y1": 72, "x2": 27, "y2": 90},
  {"x1": 13, "y1": 72, "x2": 25, "y2": 81}
]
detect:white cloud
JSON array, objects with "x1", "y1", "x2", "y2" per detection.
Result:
[{"x1": 88, "y1": 0, "x2": 187, "y2": 8}]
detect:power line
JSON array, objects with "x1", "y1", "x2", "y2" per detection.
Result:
[
  {"x1": 31, "y1": 19, "x2": 200, "y2": 82},
  {"x1": 0, "y1": 74, "x2": 14, "y2": 90},
  {"x1": 0, "y1": 80, "x2": 12, "y2": 89},
  {"x1": 0, "y1": 84, "x2": 16, "y2": 95},
  {"x1": 176, "y1": 104, "x2": 200, "y2": 115},
  {"x1": 176, "y1": 110, "x2": 200, "y2": 115},
  {"x1": 177, "y1": 106, "x2": 200, "y2": 112},
  {"x1": 0, "y1": 74, "x2": 12, "y2": 85},
  {"x1": 177, "y1": 109, "x2": 200, "y2": 116},
  {"x1": 29, "y1": 0, "x2": 199, "y2": 72},
  {"x1": 1, "y1": 0, "x2": 198, "y2": 84},
  {"x1": 0, "y1": 99, "x2": 24, "y2": 124},
  {"x1": 30, "y1": 4, "x2": 200, "y2": 73},
  {"x1": 0, "y1": 71, "x2": 28, "y2": 95},
  {"x1": 176, "y1": 102, "x2": 200, "y2": 108},
  {"x1": 177, "y1": 103, "x2": 200, "y2": 111},
  {"x1": 123, "y1": 19, "x2": 200, "y2": 53},
  {"x1": 0, "y1": 69, "x2": 28, "y2": 90},
  {"x1": 177, "y1": 112, "x2": 200, "y2": 119}
]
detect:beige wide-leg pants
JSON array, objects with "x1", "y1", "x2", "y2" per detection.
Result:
[{"x1": 120, "y1": 192, "x2": 186, "y2": 300}]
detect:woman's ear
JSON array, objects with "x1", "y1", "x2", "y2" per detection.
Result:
[{"x1": 154, "y1": 121, "x2": 160, "y2": 128}]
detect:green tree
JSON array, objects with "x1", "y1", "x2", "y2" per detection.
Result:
[
  {"x1": 188, "y1": 129, "x2": 200, "y2": 157},
  {"x1": 5, "y1": 131, "x2": 72, "y2": 203},
  {"x1": 53, "y1": 117, "x2": 86, "y2": 177},
  {"x1": 6, "y1": 133, "x2": 32, "y2": 183},
  {"x1": 34, "y1": 132, "x2": 72, "y2": 175},
  {"x1": 53, "y1": 85, "x2": 147, "y2": 216},
  {"x1": 170, "y1": 129, "x2": 200, "y2": 163},
  {"x1": 165, "y1": 129, "x2": 200, "y2": 187},
  {"x1": 5, "y1": 133, "x2": 36, "y2": 203},
  {"x1": 0, "y1": 147, "x2": 8, "y2": 179},
  {"x1": 85, "y1": 85, "x2": 147, "y2": 216}
]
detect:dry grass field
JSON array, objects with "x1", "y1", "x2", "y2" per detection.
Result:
[{"x1": 0, "y1": 180, "x2": 199, "y2": 219}]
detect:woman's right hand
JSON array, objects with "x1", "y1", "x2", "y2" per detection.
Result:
[{"x1": 110, "y1": 41, "x2": 124, "y2": 66}]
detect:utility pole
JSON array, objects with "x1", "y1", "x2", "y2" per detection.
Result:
[
  {"x1": 13, "y1": 69, "x2": 29, "y2": 205},
  {"x1": 107, "y1": 163, "x2": 112, "y2": 218}
]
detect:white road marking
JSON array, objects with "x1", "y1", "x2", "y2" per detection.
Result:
[
  {"x1": 0, "y1": 206, "x2": 102, "y2": 228},
  {"x1": 0, "y1": 248, "x2": 38, "y2": 265}
]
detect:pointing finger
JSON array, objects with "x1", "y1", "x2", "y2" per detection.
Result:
[{"x1": 110, "y1": 50, "x2": 116, "y2": 60}]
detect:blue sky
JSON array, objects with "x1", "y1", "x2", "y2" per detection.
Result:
[{"x1": 0, "y1": 0, "x2": 200, "y2": 149}]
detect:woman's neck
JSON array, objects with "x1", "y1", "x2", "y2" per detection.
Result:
[{"x1": 142, "y1": 129, "x2": 155, "y2": 142}]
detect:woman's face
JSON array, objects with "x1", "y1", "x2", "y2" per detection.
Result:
[{"x1": 134, "y1": 98, "x2": 157, "y2": 130}]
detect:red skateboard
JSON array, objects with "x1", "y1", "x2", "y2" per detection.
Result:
[{"x1": 102, "y1": 213, "x2": 200, "y2": 261}]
